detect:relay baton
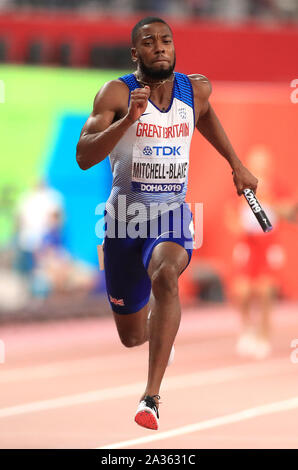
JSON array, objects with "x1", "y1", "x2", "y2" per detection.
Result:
[{"x1": 242, "y1": 188, "x2": 273, "y2": 233}]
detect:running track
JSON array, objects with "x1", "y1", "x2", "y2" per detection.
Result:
[{"x1": 0, "y1": 303, "x2": 297, "y2": 449}]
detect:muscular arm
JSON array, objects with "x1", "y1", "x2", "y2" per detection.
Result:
[
  {"x1": 76, "y1": 80, "x2": 151, "y2": 170},
  {"x1": 76, "y1": 80, "x2": 131, "y2": 170},
  {"x1": 190, "y1": 75, "x2": 258, "y2": 195}
]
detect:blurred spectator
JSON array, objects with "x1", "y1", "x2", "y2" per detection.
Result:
[
  {"x1": 36, "y1": 208, "x2": 96, "y2": 295},
  {"x1": 13, "y1": 180, "x2": 96, "y2": 298},
  {"x1": 14, "y1": 180, "x2": 64, "y2": 276},
  {"x1": 0, "y1": 181, "x2": 63, "y2": 310},
  {"x1": 225, "y1": 146, "x2": 298, "y2": 359}
]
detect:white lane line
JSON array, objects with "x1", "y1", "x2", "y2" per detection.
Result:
[
  {"x1": 0, "y1": 339, "x2": 229, "y2": 383},
  {"x1": 0, "y1": 339, "x2": 220, "y2": 383},
  {"x1": 0, "y1": 382, "x2": 145, "y2": 419},
  {"x1": 0, "y1": 333, "x2": 288, "y2": 384},
  {"x1": 0, "y1": 340, "x2": 224, "y2": 383},
  {"x1": 0, "y1": 354, "x2": 130, "y2": 383},
  {"x1": 98, "y1": 396, "x2": 298, "y2": 449},
  {"x1": 0, "y1": 357, "x2": 292, "y2": 419}
]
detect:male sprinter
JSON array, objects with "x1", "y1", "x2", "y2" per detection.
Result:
[{"x1": 76, "y1": 17, "x2": 258, "y2": 430}]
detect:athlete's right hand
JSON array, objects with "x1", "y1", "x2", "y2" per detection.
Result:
[{"x1": 127, "y1": 86, "x2": 151, "y2": 123}]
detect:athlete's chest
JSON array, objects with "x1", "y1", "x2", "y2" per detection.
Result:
[
  {"x1": 148, "y1": 88, "x2": 173, "y2": 112},
  {"x1": 135, "y1": 99, "x2": 193, "y2": 140}
]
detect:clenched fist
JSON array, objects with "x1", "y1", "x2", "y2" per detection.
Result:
[
  {"x1": 127, "y1": 86, "x2": 151, "y2": 123},
  {"x1": 232, "y1": 163, "x2": 258, "y2": 196}
]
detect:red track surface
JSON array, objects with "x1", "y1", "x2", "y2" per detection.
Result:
[{"x1": 0, "y1": 303, "x2": 297, "y2": 449}]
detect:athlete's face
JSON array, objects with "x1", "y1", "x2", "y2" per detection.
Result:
[{"x1": 132, "y1": 22, "x2": 176, "y2": 80}]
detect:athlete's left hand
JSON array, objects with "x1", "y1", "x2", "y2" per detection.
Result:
[{"x1": 232, "y1": 163, "x2": 258, "y2": 196}]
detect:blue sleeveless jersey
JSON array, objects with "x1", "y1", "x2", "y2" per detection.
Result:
[{"x1": 106, "y1": 72, "x2": 195, "y2": 222}]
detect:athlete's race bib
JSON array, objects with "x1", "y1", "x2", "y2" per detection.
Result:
[{"x1": 131, "y1": 142, "x2": 188, "y2": 193}]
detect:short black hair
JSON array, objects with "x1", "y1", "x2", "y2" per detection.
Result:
[{"x1": 131, "y1": 17, "x2": 172, "y2": 46}]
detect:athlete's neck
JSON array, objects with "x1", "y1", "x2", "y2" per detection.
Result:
[{"x1": 134, "y1": 71, "x2": 175, "y2": 89}]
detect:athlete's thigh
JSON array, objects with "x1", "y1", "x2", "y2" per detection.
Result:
[
  {"x1": 143, "y1": 202, "x2": 194, "y2": 277},
  {"x1": 103, "y1": 232, "x2": 151, "y2": 315}
]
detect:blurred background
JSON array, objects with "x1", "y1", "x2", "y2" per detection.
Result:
[{"x1": 0, "y1": 0, "x2": 298, "y2": 450}]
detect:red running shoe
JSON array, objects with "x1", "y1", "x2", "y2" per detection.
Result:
[{"x1": 134, "y1": 394, "x2": 160, "y2": 430}]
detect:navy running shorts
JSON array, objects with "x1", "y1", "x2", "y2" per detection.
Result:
[{"x1": 103, "y1": 202, "x2": 194, "y2": 314}]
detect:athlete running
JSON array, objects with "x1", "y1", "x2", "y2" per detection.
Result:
[{"x1": 76, "y1": 16, "x2": 258, "y2": 430}]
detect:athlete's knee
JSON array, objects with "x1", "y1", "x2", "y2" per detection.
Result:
[
  {"x1": 151, "y1": 263, "x2": 179, "y2": 298},
  {"x1": 120, "y1": 334, "x2": 146, "y2": 348}
]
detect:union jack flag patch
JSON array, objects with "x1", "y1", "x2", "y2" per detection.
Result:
[{"x1": 109, "y1": 295, "x2": 125, "y2": 306}]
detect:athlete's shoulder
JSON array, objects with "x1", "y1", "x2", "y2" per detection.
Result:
[
  {"x1": 96, "y1": 79, "x2": 129, "y2": 99},
  {"x1": 93, "y1": 79, "x2": 129, "y2": 111},
  {"x1": 188, "y1": 74, "x2": 212, "y2": 99}
]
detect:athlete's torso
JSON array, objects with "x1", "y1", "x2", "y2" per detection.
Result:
[{"x1": 106, "y1": 72, "x2": 195, "y2": 222}]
